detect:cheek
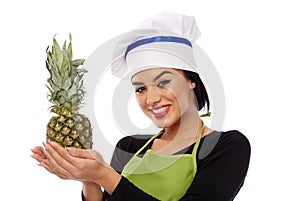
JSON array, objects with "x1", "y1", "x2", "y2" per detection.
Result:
[
  {"x1": 165, "y1": 84, "x2": 192, "y2": 113},
  {"x1": 166, "y1": 84, "x2": 189, "y2": 102},
  {"x1": 135, "y1": 95, "x2": 147, "y2": 110},
  {"x1": 135, "y1": 95, "x2": 151, "y2": 117},
  {"x1": 135, "y1": 95, "x2": 143, "y2": 106}
]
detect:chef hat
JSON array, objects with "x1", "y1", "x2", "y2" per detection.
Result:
[{"x1": 111, "y1": 11, "x2": 201, "y2": 79}]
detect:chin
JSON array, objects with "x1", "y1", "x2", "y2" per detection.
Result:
[
  {"x1": 150, "y1": 118, "x2": 167, "y2": 128},
  {"x1": 151, "y1": 116, "x2": 178, "y2": 129}
]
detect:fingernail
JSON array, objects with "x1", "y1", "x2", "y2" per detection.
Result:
[
  {"x1": 42, "y1": 142, "x2": 47, "y2": 149},
  {"x1": 48, "y1": 140, "x2": 55, "y2": 146},
  {"x1": 43, "y1": 159, "x2": 49, "y2": 165},
  {"x1": 66, "y1": 147, "x2": 76, "y2": 153}
]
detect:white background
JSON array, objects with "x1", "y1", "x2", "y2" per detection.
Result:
[{"x1": 1, "y1": 0, "x2": 299, "y2": 200}]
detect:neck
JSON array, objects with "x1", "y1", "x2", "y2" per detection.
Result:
[{"x1": 163, "y1": 110, "x2": 203, "y2": 141}]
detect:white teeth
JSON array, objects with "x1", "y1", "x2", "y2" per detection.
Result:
[{"x1": 152, "y1": 106, "x2": 169, "y2": 114}]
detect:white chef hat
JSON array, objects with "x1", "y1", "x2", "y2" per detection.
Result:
[{"x1": 110, "y1": 11, "x2": 201, "y2": 79}]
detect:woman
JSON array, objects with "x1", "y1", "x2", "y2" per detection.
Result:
[{"x1": 31, "y1": 12, "x2": 250, "y2": 201}]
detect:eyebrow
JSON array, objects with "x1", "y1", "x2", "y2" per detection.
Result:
[{"x1": 132, "y1": 71, "x2": 173, "y2": 85}]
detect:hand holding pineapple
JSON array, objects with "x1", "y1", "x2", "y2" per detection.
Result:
[
  {"x1": 34, "y1": 140, "x2": 107, "y2": 181},
  {"x1": 31, "y1": 140, "x2": 121, "y2": 196},
  {"x1": 31, "y1": 35, "x2": 121, "y2": 200}
]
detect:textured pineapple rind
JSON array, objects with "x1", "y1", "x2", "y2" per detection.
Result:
[{"x1": 46, "y1": 113, "x2": 93, "y2": 149}]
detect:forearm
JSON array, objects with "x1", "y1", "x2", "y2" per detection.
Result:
[
  {"x1": 82, "y1": 182, "x2": 103, "y2": 201},
  {"x1": 95, "y1": 166, "x2": 122, "y2": 195}
]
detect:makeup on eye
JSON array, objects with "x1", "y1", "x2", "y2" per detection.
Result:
[
  {"x1": 134, "y1": 79, "x2": 171, "y2": 93},
  {"x1": 157, "y1": 79, "x2": 171, "y2": 87}
]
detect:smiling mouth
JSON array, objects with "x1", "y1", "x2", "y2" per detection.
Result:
[{"x1": 149, "y1": 105, "x2": 171, "y2": 118}]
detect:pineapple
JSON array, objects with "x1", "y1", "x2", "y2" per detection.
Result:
[{"x1": 45, "y1": 34, "x2": 92, "y2": 149}]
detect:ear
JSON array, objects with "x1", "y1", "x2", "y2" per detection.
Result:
[{"x1": 188, "y1": 81, "x2": 196, "y2": 89}]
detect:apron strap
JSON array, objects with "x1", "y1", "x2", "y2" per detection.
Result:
[
  {"x1": 134, "y1": 119, "x2": 205, "y2": 158},
  {"x1": 191, "y1": 120, "x2": 205, "y2": 169},
  {"x1": 133, "y1": 129, "x2": 165, "y2": 156}
]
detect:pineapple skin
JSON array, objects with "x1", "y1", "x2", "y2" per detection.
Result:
[{"x1": 46, "y1": 111, "x2": 93, "y2": 149}]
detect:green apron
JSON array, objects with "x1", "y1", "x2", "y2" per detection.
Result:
[{"x1": 121, "y1": 127, "x2": 204, "y2": 201}]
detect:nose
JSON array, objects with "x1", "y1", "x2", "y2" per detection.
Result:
[{"x1": 146, "y1": 85, "x2": 161, "y2": 106}]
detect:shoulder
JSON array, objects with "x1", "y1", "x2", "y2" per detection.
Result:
[
  {"x1": 219, "y1": 130, "x2": 251, "y2": 151},
  {"x1": 115, "y1": 134, "x2": 153, "y2": 154},
  {"x1": 193, "y1": 131, "x2": 251, "y2": 200},
  {"x1": 199, "y1": 130, "x2": 251, "y2": 159}
]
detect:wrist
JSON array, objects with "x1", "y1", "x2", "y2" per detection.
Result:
[
  {"x1": 95, "y1": 165, "x2": 122, "y2": 195},
  {"x1": 82, "y1": 181, "x2": 103, "y2": 201},
  {"x1": 82, "y1": 181, "x2": 98, "y2": 188}
]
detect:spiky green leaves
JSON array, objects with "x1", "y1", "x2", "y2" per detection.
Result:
[{"x1": 46, "y1": 34, "x2": 87, "y2": 115}]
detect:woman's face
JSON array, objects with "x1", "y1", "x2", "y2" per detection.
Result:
[{"x1": 131, "y1": 68, "x2": 196, "y2": 128}]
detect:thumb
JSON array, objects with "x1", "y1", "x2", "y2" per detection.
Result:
[
  {"x1": 66, "y1": 147, "x2": 94, "y2": 159},
  {"x1": 67, "y1": 148, "x2": 104, "y2": 162}
]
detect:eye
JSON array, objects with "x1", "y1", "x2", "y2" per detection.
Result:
[
  {"x1": 158, "y1": 80, "x2": 171, "y2": 87},
  {"x1": 135, "y1": 86, "x2": 146, "y2": 93}
]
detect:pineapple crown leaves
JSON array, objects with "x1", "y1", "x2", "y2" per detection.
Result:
[{"x1": 45, "y1": 34, "x2": 87, "y2": 114}]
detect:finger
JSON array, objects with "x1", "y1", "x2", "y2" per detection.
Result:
[
  {"x1": 39, "y1": 160, "x2": 68, "y2": 180},
  {"x1": 66, "y1": 148, "x2": 98, "y2": 160},
  {"x1": 39, "y1": 159, "x2": 55, "y2": 174},
  {"x1": 31, "y1": 145, "x2": 47, "y2": 159},
  {"x1": 32, "y1": 145, "x2": 71, "y2": 180},
  {"x1": 31, "y1": 146, "x2": 44, "y2": 155},
  {"x1": 45, "y1": 152, "x2": 74, "y2": 179},
  {"x1": 31, "y1": 147, "x2": 40, "y2": 154},
  {"x1": 47, "y1": 141, "x2": 79, "y2": 166},
  {"x1": 45, "y1": 142, "x2": 76, "y2": 179},
  {"x1": 67, "y1": 148, "x2": 106, "y2": 165},
  {"x1": 31, "y1": 153, "x2": 46, "y2": 163}
]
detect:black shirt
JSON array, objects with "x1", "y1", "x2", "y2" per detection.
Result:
[{"x1": 94, "y1": 130, "x2": 250, "y2": 201}]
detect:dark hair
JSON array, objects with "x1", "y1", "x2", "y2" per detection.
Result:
[{"x1": 182, "y1": 70, "x2": 210, "y2": 112}]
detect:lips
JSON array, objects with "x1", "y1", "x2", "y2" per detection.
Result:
[{"x1": 149, "y1": 105, "x2": 171, "y2": 118}]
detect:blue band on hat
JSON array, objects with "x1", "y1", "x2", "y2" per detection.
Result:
[{"x1": 125, "y1": 36, "x2": 192, "y2": 58}]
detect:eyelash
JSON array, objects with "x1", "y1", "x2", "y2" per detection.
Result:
[
  {"x1": 135, "y1": 80, "x2": 171, "y2": 93},
  {"x1": 135, "y1": 87, "x2": 146, "y2": 93}
]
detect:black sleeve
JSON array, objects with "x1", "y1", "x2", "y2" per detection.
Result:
[
  {"x1": 107, "y1": 176, "x2": 159, "y2": 201},
  {"x1": 179, "y1": 130, "x2": 251, "y2": 201}
]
